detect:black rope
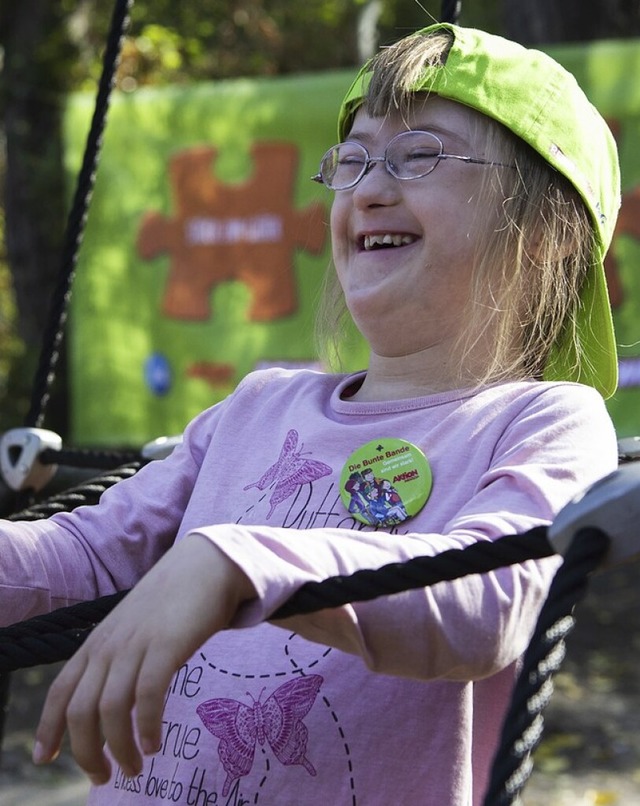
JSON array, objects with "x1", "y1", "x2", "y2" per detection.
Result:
[
  {"x1": 0, "y1": 593, "x2": 127, "y2": 673},
  {"x1": 482, "y1": 526, "x2": 610, "y2": 806},
  {"x1": 24, "y1": 0, "x2": 133, "y2": 430},
  {"x1": 272, "y1": 526, "x2": 552, "y2": 618},
  {"x1": 440, "y1": 0, "x2": 462, "y2": 24},
  {"x1": 39, "y1": 446, "x2": 144, "y2": 470},
  {"x1": 0, "y1": 522, "x2": 612, "y2": 806},
  {"x1": 0, "y1": 462, "x2": 142, "y2": 742},
  {"x1": 0, "y1": 0, "x2": 134, "y2": 760},
  {"x1": 7, "y1": 462, "x2": 145, "y2": 522},
  {"x1": 0, "y1": 526, "x2": 553, "y2": 672}
]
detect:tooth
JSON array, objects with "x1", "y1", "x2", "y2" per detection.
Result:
[{"x1": 363, "y1": 233, "x2": 415, "y2": 250}]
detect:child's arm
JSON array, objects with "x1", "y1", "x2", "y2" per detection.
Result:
[{"x1": 32, "y1": 533, "x2": 255, "y2": 784}]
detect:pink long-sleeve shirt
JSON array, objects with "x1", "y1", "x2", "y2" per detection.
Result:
[{"x1": 0, "y1": 369, "x2": 618, "y2": 804}]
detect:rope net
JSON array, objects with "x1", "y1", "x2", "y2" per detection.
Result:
[
  {"x1": 0, "y1": 0, "x2": 618, "y2": 801},
  {"x1": 0, "y1": 485, "x2": 611, "y2": 806}
]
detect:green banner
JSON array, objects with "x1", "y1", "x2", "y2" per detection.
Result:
[
  {"x1": 65, "y1": 71, "x2": 367, "y2": 446},
  {"x1": 65, "y1": 40, "x2": 640, "y2": 446}
]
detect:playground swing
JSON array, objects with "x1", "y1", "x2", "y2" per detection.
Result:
[{"x1": 1, "y1": 1, "x2": 640, "y2": 804}]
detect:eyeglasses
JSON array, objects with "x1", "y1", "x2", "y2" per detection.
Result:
[{"x1": 311, "y1": 130, "x2": 516, "y2": 191}]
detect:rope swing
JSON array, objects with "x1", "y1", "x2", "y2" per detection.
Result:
[
  {"x1": 0, "y1": 0, "x2": 134, "y2": 756},
  {"x1": 0, "y1": 2, "x2": 634, "y2": 804},
  {"x1": 0, "y1": 523, "x2": 613, "y2": 806},
  {"x1": 25, "y1": 0, "x2": 133, "y2": 431}
]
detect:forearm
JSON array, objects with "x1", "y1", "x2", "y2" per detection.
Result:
[
  {"x1": 0, "y1": 518, "x2": 120, "y2": 623},
  {"x1": 191, "y1": 521, "x2": 560, "y2": 680}
]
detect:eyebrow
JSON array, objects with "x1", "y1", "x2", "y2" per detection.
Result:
[
  {"x1": 420, "y1": 125, "x2": 471, "y2": 149},
  {"x1": 345, "y1": 125, "x2": 472, "y2": 150},
  {"x1": 344, "y1": 130, "x2": 380, "y2": 145}
]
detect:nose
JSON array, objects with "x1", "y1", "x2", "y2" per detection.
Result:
[
  {"x1": 361, "y1": 156, "x2": 387, "y2": 179},
  {"x1": 353, "y1": 156, "x2": 400, "y2": 207}
]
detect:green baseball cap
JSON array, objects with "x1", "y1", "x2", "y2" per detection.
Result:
[{"x1": 338, "y1": 23, "x2": 620, "y2": 398}]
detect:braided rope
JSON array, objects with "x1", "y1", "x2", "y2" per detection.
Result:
[
  {"x1": 482, "y1": 527, "x2": 610, "y2": 805},
  {"x1": 0, "y1": 593, "x2": 127, "y2": 673},
  {"x1": 25, "y1": 0, "x2": 133, "y2": 429},
  {"x1": 0, "y1": 526, "x2": 553, "y2": 671},
  {"x1": 39, "y1": 445, "x2": 145, "y2": 470},
  {"x1": 273, "y1": 526, "x2": 551, "y2": 618},
  {"x1": 7, "y1": 463, "x2": 145, "y2": 522},
  {"x1": 0, "y1": 518, "x2": 611, "y2": 806}
]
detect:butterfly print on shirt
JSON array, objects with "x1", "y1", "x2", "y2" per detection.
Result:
[
  {"x1": 196, "y1": 674, "x2": 323, "y2": 796},
  {"x1": 243, "y1": 429, "x2": 332, "y2": 518}
]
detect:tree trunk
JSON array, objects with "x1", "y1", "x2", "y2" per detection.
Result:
[
  {"x1": 0, "y1": 1, "x2": 73, "y2": 435},
  {"x1": 504, "y1": 0, "x2": 640, "y2": 43}
]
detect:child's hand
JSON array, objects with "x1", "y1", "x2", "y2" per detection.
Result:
[{"x1": 32, "y1": 534, "x2": 255, "y2": 785}]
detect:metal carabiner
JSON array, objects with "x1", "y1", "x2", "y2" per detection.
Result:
[{"x1": 0, "y1": 427, "x2": 62, "y2": 492}]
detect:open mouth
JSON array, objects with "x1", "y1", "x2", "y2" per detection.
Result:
[{"x1": 361, "y1": 233, "x2": 418, "y2": 251}]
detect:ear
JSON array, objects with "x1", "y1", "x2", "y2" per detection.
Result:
[{"x1": 526, "y1": 223, "x2": 576, "y2": 264}]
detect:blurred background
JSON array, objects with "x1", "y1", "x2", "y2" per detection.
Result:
[{"x1": 2, "y1": 0, "x2": 640, "y2": 448}]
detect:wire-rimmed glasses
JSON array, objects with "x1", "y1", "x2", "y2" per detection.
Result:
[{"x1": 311, "y1": 130, "x2": 515, "y2": 190}]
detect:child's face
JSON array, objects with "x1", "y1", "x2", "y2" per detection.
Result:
[{"x1": 330, "y1": 95, "x2": 506, "y2": 364}]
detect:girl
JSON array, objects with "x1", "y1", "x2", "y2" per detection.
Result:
[{"x1": 0, "y1": 23, "x2": 620, "y2": 805}]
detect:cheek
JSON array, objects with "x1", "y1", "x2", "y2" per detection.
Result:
[
  {"x1": 329, "y1": 197, "x2": 350, "y2": 265},
  {"x1": 329, "y1": 196, "x2": 347, "y2": 238}
]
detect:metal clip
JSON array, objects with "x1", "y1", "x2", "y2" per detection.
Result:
[
  {"x1": 618, "y1": 435, "x2": 640, "y2": 461},
  {"x1": 0, "y1": 428, "x2": 63, "y2": 491},
  {"x1": 548, "y1": 462, "x2": 640, "y2": 568},
  {"x1": 141, "y1": 435, "x2": 182, "y2": 461}
]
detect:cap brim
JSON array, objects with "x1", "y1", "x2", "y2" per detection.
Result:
[{"x1": 544, "y1": 254, "x2": 618, "y2": 398}]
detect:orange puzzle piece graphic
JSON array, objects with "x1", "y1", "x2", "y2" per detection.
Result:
[
  {"x1": 136, "y1": 142, "x2": 327, "y2": 322},
  {"x1": 605, "y1": 184, "x2": 640, "y2": 309}
]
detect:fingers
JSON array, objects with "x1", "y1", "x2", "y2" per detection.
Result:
[
  {"x1": 30, "y1": 536, "x2": 251, "y2": 784},
  {"x1": 34, "y1": 635, "x2": 145, "y2": 783},
  {"x1": 34, "y1": 634, "x2": 183, "y2": 783},
  {"x1": 92, "y1": 649, "x2": 143, "y2": 779},
  {"x1": 33, "y1": 652, "x2": 89, "y2": 769},
  {"x1": 66, "y1": 656, "x2": 113, "y2": 784},
  {"x1": 134, "y1": 645, "x2": 180, "y2": 756},
  {"x1": 96, "y1": 640, "x2": 176, "y2": 766},
  {"x1": 33, "y1": 647, "x2": 115, "y2": 784}
]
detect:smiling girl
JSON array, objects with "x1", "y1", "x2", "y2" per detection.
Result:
[{"x1": 0, "y1": 22, "x2": 620, "y2": 806}]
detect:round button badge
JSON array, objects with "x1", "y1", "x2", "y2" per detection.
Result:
[{"x1": 339, "y1": 438, "x2": 432, "y2": 528}]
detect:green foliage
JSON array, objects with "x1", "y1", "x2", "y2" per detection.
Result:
[{"x1": 59, "y1": 1, "x2": 506, "y2": 90}]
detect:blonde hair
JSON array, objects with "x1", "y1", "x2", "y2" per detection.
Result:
[{"x1": 316, "y1": 30, "x2": 595, "y2": 387}]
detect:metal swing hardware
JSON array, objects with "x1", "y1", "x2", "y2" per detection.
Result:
[
  {"x1": 618, "y1": 435, "x2": 640, "y2": 461},
  {"x1": 548, "y1": 460, "x2": 640, "y2": 568},
  {"x1": 0, "y1": 427, "x2": 62, "y2": 492},
  {"x1": 141, "y1": 434, "x2": 183, "y2": 460}
]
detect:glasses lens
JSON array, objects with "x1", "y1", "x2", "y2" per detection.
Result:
[
  {"x1": 321, "y1": 142, "x2": 368, "y2": 189},
  {"x1": 387, "y1": 131, "x2": 442, "y2": 179}
]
